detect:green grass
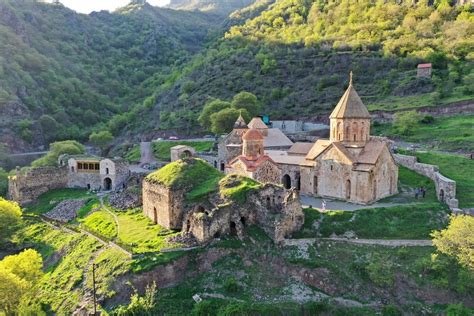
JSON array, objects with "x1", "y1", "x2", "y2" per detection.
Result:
[
  {"x1": 152, "y1": 141, "x2": 214, "y2": 161},
  {"x1": 81, "y1": 210, "x2": 117, "y2": 240},
  {"x1": 367, "y1": 89, "x2": 473, "y2": 112},
  {"x1": 25, "y1": 188, "x2": 91, "y2": 215},
  {"x1": 295, "y1": 203, "x2": 450, "y2": 239},
  {"x1": 147, "y1": 158, "x2": 223, "y2": 202},
  {"x1": 18, "y1": 220, "x2": 103, "y2": 314},
  {"x1": 219, "y1": 174, "x2": 263, "y2": 204},
  {"x1": 373, "y1": 115, "x2": 474, "y2": 151},
  {"x1": 116, "y1": 210, "x2": 182, "y2": 254},
  {"x1": 76, "y1": 198, "x2": 100, "y2": 218},
  {"x1": 124, "y1": 145, "x2": 141, "y2": 163}
]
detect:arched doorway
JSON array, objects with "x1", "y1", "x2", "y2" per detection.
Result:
[
  {"x1": 180, "y1": 150, "x2": 192, "y2": 159},
  {"x1": 229, "y1": 221, "x2": 237, "y2": 236},
  {"x1": 295, "y1": 172, "x2": 301, "y2": 190},
  {"x1": 282, "y1": 174, "x2": 291, "y2": 189},
  {"x1": 153, "y1": 207, "x2": 158, "y2": 224},
  {"x1": 104, "y1": 177, "x2": 112, "y2": 191},
  {"x1": 439, "y1": 189, "x2": 445, "y2": 202},
  {"x1": 345, "y1": 180, "x2": 351, "y2": 200}
]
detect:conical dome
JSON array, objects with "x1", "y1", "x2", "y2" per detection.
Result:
[
  {"x1": 330, "y1": 73, "x2": 370, "y2": 119},
  {"x1": 234, "y1": 114, "x2": 247, "y2": 129}
]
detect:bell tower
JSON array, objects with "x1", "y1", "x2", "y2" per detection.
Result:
[
  {"x1": 242, "y1": 129, "x2": 264, "y2": 160},
  {"x1": 329, "y1": 72, "x2": 371, "y2": 145}
]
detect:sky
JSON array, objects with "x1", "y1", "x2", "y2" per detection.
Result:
[{"x1": 58, "y1": 0, "x2": 170, "y2": 14}]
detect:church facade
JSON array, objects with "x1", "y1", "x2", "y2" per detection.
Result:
[{"x1": 220, "y1": 74, "x2": 399, "y2": 204}]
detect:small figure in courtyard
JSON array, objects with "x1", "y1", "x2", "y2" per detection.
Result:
[
  {"x1": 421, "y1": 186, "x2": 426, "y2": 198},
  {"x1": 321, "y1": 199, "x2": 327, "y2": 211},
  {"x1": 415, "y1": 187, "x2": 420, "y2": 199}
]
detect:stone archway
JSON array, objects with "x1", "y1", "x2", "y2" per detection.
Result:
[
  {"x1": 282, "y1": 174, "x2": 291, "y2": 189},
  {"x1": 439, "y1": 189, "x2": 445, "y2": 202},
  {"x1": 295, "y1": 172, "x2": 301, "y2": 190},
  {"x1": 104, "y1": 177, "x2": 112, "y2": 191},
  {"x1": 345, "y1": 179, "x2": 351, "y2": 200}
]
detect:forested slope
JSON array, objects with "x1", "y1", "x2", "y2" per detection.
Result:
[
  {"x1": 131, "y1": 0, "x2": 473, "y2": 135},
  {"x1": 0, "y1": 0, "x2": 221, "y2": 152}
]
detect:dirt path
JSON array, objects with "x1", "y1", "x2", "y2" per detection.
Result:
[
  {"x1": 78, "y1": 247, "x2": 107, "y2": 313},
  {"x1": 284, "y1": 238, "x2": 432, "y2": 247}
]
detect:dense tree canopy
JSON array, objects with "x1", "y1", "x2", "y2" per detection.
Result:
[
  {"x1": 432, "y1": 215, "x2": 474, "y2": 270},
  {"x1": 0, "y1": 249, "x2": 43, "y2": 315},
  {"x1": 0, "y1": 198, "x2": 22, "y2": 248},
  {"x1": 32, "y1": 140, "x2": 85, "y2": 167},
  {"x1": 210, "y1": 108, "x2": 251, "y2": 134}
]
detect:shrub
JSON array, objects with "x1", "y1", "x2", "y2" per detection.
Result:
[
  {"x1": 420, "y1": 115, "x2": 434, "y2": 124},
  {"x1": 224, "y1": 277, "x2": 239, "y2": 293}
]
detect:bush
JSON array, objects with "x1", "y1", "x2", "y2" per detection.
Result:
[
  {"x1": 420, "y1": 115, "x2": 434, "y2": 124},
  {"x1": 223, "y1": 277, "x2": 239, "y2": 293},
  {"x1": 382, "y1": 305, "x2": 402, "y2": 316},
  {"x1": 366, "y1": 259, "x2": 394, "y2": 287}
]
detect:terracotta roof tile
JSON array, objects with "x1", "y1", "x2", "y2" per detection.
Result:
[
  {"x1": 229, "y1": 154, "x2": 275, "y2": 171},
  {"x1": 243, "y1": 128, "x2": 264, "y2": 140},
  {"x1": 248, "y1": 117, "x2": 268, "y2": 129}
]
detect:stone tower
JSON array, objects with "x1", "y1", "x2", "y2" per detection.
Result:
[
  {"x1": 242, "y1": 128, "x2": 264, "y2": 160},
  {"x1": 234, "y1": 113, "x2": 247, "y2": 131},
  {"x1": 329, "y1": 72, "x2": 371, "y2": 145}
]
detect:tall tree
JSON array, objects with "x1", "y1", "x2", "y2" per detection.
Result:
[
  {"x1": 432, "y1": 215, "x2": 474, "y2": 270},
  {"x1": 0, "y1": 198, "x2": 22, "y2": 248},
  {"x1": 231, "y1": 91, "x2": 261, "y2": 117}
]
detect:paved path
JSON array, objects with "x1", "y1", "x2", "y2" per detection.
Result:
[
  {"x1": 300, "y1": 195, "x2": 410, "y2": 211},
  {"x1": 140, "y1": 141, "x2": 156, "y2": 166},
  {"x1": 9, "y1": 151, "x2": 48, "y2": 157},
  {"x1": 283, "y1": 238, "x2": 432, "y2": 247}
]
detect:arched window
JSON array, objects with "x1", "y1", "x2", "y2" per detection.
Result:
[
  {"x1": 345, "y1": 125, "x2": 350, "y2": 140},
  {"x1": 353, "y1": 122, "x2": 358, "y2": 141},
  {"x1": 337, "y1": 122, "x2": 342, "y2": 141}
]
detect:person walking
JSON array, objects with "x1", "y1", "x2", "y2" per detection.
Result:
[
  {"x1": 321, "y1": 199, "x2": 327, "y2": 211},
  {"x1": 421, "y1": 186, "x2": 426, "y2": 198},
  {"x1": 415, "y1": 187, "x2": 419, "y2": 199}
]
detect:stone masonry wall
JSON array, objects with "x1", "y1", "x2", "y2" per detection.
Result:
[
  {"x1": 394, "y1": 154, "x2": 458, "y2": 209},
  {"x1": 8, "y1": 167, "x2": 68, "y2": 205}
]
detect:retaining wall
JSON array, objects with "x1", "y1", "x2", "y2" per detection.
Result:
[{"x1": 394, "y1": 154, "x2": 458, "y2": 209}]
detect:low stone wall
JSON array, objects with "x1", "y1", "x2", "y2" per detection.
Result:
[
  {"x1": 8, "y1": 167, "x2": 68, "y2": 205},
  {"x1": 394, "y1": 154, "x2": 458, "y2": 209}
]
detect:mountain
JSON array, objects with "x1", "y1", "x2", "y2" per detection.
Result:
[
  {"x1": 167, "y1": 0, "x2": 255, "y2": 15},
  {"x1": 130, "y1": 0, "x2": 473, "y2": 136},
  {"x1": 0, "y1": 0, "x2": 222, "y2": 152}
]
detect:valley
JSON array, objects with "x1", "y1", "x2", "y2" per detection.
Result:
[{"x1": 0, "y1": 0, "x2": 473, "y2": 315}]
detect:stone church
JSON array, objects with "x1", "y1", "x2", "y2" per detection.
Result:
[{"x1": 220, "y1": 74, "x2": 399, "y2": 204}]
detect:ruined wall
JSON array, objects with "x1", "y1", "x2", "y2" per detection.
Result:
[
  {"x1": 394, "y1": 154, "x2": 458, "y2": 208},
  {"x1": 8, "y1": 167, "x2": 68, "y2": 205},
  {"x1": 142, "y1": 180, "x2": 185, "y2": 229},
  {"x1": 252, "y1": 160, "x2": 281, "y2": 184},
  {"x1": 185, "y1": 184, "x2": 304, "y2": 243}
]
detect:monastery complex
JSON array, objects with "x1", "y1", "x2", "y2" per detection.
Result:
[{"x1": 224, "y1": 75, "x2": 399, "y2": 204}]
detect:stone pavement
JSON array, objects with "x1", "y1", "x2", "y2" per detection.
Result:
[{"x1": 299, "y1": 194, "x2": 412, "y2": 212}]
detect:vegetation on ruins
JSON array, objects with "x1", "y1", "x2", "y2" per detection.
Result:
[
  {"x1": 146, "y1": 158, "x2": 224, "y2": 200},
  {"x1": 219, "y1": 174, "x2": 263, "y2": 204}
]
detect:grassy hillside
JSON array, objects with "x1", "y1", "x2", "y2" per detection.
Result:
[
  {"x1": 129, "y1": 0, "x2": 473, "y2": 136},
  {"x1": 0, "y1": 0, "x2": 221, "y2": 151}
]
